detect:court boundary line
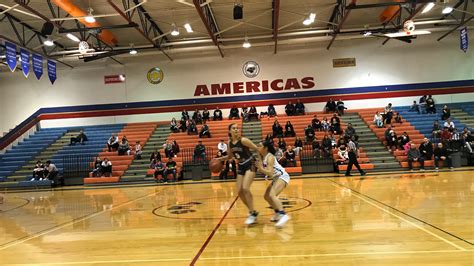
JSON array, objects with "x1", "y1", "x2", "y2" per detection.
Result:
[
  {"x1": 190, "y1": 195, "x2": 239, "y2": 265},
  {"x1": 327, "y1": 180, "x2": 468, "y2": 251}
]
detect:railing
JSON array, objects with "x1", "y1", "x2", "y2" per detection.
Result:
[
  {"x1": 300, "y1": 144, "x2": 334, "y2": 173},
  {"x1": 62, "y1": 154, "x2": 94, "y2": 184},
  {"x1": 181, "y1": 147, "x2": 215, "y2": 166}
]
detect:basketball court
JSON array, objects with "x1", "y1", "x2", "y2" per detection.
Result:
[{"x1": 1, "y1": 170, "x2": 472, "y2": 265}]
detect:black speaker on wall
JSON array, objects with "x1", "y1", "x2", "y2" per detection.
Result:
[
  {"x1": 233, "y1": 5, "x2": 243, "y2": 20},
  {"x1": 41, "y1": 22, "x2": 54, "y2": 35}
]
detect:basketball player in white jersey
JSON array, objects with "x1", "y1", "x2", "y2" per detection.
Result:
[{"x1": 256, "y1": 140, "x2": 290, "y2": 227}]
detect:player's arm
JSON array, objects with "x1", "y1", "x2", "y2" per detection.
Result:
[
  {"x1": 256, "y1": 155, "x2": 274, "y2": 177},
  {"x1": 241, "y1": 137, "x2": 259, "y2": 151}
]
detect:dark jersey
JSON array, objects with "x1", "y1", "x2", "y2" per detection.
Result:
[{"x1": 229, "y1": 139, "x2": 253, "y2": 163}]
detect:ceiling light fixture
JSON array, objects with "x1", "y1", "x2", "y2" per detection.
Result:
[
  {"x1": 85, "y1": 8, "x2": 96, "y2": 23},
  {"x1": 184, "y1": 23, "x2": 193, "y2": 33},
  {"x1": 363, "y1": 31, "x2": 372, "y2": 37},
  {"x1": 421, "y1": 2, "x2": 435, "y2": 14},
  {"x1": 43, "y1": 39, "x2": 55, "y2": 46},
  {"x1": 441, "y1": 6, "x2": 453, "y2": 14},
  {"x1": 170, "y1": 23, "x2": 180, "y2": 36},
  {"x1": 303, "y1": 13, "x2": 316, "y2": 26},
  {"x1": 242, "y1": 36, "x2": 251, "y2": 48},
  {"x1": 66, "y1": 33, "x2": 80, "y2": 42},
  {"x1": 129, "y1": 43, "x2": 138, "y2": 55}
]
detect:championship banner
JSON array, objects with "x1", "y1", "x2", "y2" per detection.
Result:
[
  {"x1": 20, "y1": 48, "x2": 30, "y2": 77},
  {"x1": 47, "y1": 60, "x2": 56, "y2": 84},
  {"x1": 460, "y1": 27, "x2": 468, "y2": 53},
  {"x1": 5, "y1": 41, "x2": 17, "y2": 72},
  {"x1": 32, "y1": 54, "x2": 43, "y2": 80}
]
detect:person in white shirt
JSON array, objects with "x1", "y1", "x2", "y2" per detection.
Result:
[
  {"x1": 217, "y1": 139, "x2": 228, "y2": 156},
  {"x1": 373, "y1": 112, "x2": 383, "y2": 128},
  {"x1": 107, "y1": 133, "x2": 119, "y2": 152},
  {"x1": 443, "y1": 118, "x2": 455, "y2": 130},
  {"x1": 134, "y1": 141, "x2": 142, "y2": 159},
  {"x1": 101, "y1": 158, "x2": 113, "y2": 177}
]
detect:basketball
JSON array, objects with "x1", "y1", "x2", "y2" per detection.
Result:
[{"x1": 209, "y1": 158, "x2": 223, "y2": 173}]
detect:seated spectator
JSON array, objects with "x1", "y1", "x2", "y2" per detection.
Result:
[
  {"x1": 304, "y1": 124, "x2": 315, "y2": 144},
  {"x1": 419, "y1": 137, "x2": 433, "y2": 160},
  {"x1": 173, "y1": 140, "x2": 180, "y2": 155},
  {"x1": 217, "y1": 139, "x2": 228, "y2": 156},
  {"x1": 241, "y1": 105, "x2": 249, "y2": 122},
  {"x1": 336, "y1": 136, "x2": 346, "y2": 148},
  {"x1": 164, "y1": 140, "x2": 175, "y2": 158},
  {"x1": 150, "y1": 149, "x2": 162, "y2": 162},
  {"x1": 293, "y1": 137, "x2": 303, "y2": 155},
  {"x1": 192, "y1": 109, "x2": 203, "y2": 124},
  {"x1": 229, "y1": 105, "x2": 240, "y2": 119},
  {"x1": 31, "y1": 160, "x2": 45, "y2": 181},
  {"x1": 284, "y1": 146, "x2": 296, "y2": 166},
  {"x1": 432, "y1": 120, "x2": 442, "y2": 141},
  {"x1": 462, "y1": 127, "x2": 473, "y2": 153},
  {"x1": 374, "y1": 112, "x2": 384, "y2": 128},
  {"x1": 433, "y1": 142, "x2": 452, "y2": 170},
  {"x1": 70, "y1": 130, "x2": 88, "y2": 145},
  {"x1": 398, "y1": 132, "x2": 410, "y2": 150},
  {"x1": 107, "y1": 133, "x2": 119, "y2": 152},
  {"x1": 91, "y1": 157, "x2": 102, "y2": 177},
  {"x1": 170, "y1": 118, "x2": 179, "y2": 133},
  {"x1": 278, "y1": 137, "x2": 287, "y2": 151},
  {"x1": 311, "y1": 115, "x2": 322, "y2": 131},
  {"x1": 202, "y1": 107, "x2": 210, "y2": 122},
  {"x1": 268, "y1": 104, "x2": 277, "y2": 117},
  {"x1": 393, "y1": 112, "x2": 402, "y2": 124},
  {"x1": 441, "y1": 105, "x2": 450, "y2": 120},
  {"x1": 272, "y1": 120, "x2": 284, "y2": 138},
  {"x1": 152, "y1": 159, "x2": 165, "y2": 181},
  {"x1": 101, "y1": 158, "x2": 112, "y2": 177},
  {"x1": 179, "y1": 118, "x2": 187, "y2": 132},
  {"x1": 118, "y1": 137, "x2": 130, "y2": 156},
  {"x1": 181, "y1": 109, "x2": 190, "y2": 120},
  {"x1": 386, "y1": 129, "x2": 398, "y2": 151},
  {"x1": 285, "y1": 101, "x2": 295, "y2": 116},
  {"x1": 275, "y1": 147, "x2": 287, "y2": 167},
  {"x1": 248, "y1": 106, "x2": 259, "y2": 121},
  {"x1": 265, "y1": 133, "x2": 274, "y2": 143},
  {"x1": 311, "y1": 139, "x2": 321, "y2": 158},
  {"x1": 383, "y1": 103, "x2": 393, "y2": 125},
  {"x1": 325, "y1": 98, "x2": 337, "y2": 113},
  {"x1": 44, "y1": 160, "x2": 59, "y2": 185},
  {"x1": 419, "y1": 95, "x2": 427, "y2": 114},
  {"x1": 425, "y1": 95, "x2": 436, "y2": 114},
  {"x1": 216, "y1": 150, "x2": 236, "y2": 179},
  {"x1": 295, "y1": 99, "x2": 305, "y2": 115},
  {"x1": 213, "y1": 107, "x2": 223, "y2": 121},
  {"x1": 330, "y1": 114, "x2": 341, "y2": 135},
  {"x1": 407, "y1": 143, "x2": 425, "y2": 171},
  {"x1": 193, "y1": 141, "x2": 206, "y2": 162},
  {"x1": 321, "y1": 117, "x2": 330, "y2": 131},
  {"x1": 285, "y1": 121, "x2": 296, "y2": 137},
  {"x1": 134, "y1": 141, "x2": 142, "y2": 159},
  {"x1": 164, "y1": 157, "x2": 177, "y2": 181},
  {"x1": 199, "y1": 121, "x2": 211, "y2": 138},
  {"x1": 409, "y1": 100, "x2": 421, "y2": 113},
  {"x1": 187, "y1": 120, "x2": 198, "y2": 135},
  {"x1": 440, "y1": 128, "x2": 452, "y2": 143},
  {"x1": 443, "y1": 118, "x2": 455, "y2": 130},
  {"x1": 336, "y1": 145, "x2": 349, "y2": 165},
  {"x1": 336, "y1": 99, "x2": 346, "y2": 116},
  {"x1": 344, "y1": 123, "x2": 356, "y2": 139},
  {"x1": 322, "y1": 134, "x2": 333, "y2": 158}
]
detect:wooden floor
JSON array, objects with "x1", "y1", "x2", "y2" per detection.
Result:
[{"x1": 0, "y1": 171, "x2": 473, "y2": 265}]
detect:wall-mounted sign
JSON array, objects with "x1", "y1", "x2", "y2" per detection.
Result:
[
  {"x1": 242, "y1": 61, "x2": 260, "y2": 78},
  {"x1": 104, "y1": 74, "x2": 126, "y2": 84},
  {"x1": 147, "y1": 67, "x2": 164, "y2": 84},
  {"x1": 333, "y1": 58, "x2": 356, "y2": 68}
]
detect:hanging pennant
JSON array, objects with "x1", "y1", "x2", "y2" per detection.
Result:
[
  {"x1": 32, "y1": 54, "x2": 43, "y2": 80},
  {"x1": 5, "y1": 41, "x2": 17, "y2": 72},
  {"x1": 47, "y1": 60, "x2": 56, "y2": 84},
  {"x1": 20, "y1": 48, "x2": 30, "y2": 78}
]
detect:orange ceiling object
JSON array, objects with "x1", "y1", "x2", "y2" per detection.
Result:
[
  {"x1": 379, "y1": 0, "x2": 402, "y2": 24},
  {"x1": 52, "y1": 0, "x2": 118, "y2": 46}
]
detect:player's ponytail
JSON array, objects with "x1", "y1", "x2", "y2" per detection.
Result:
[{"x1": 263, "y1": 139, "x2": 276, "y2": 155}]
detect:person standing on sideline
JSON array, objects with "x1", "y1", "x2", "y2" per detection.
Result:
[{"x1": 345, "y1": 138, "x2": 366, "y2": 177}]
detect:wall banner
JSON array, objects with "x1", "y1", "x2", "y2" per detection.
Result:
[
  {"x1": 20, "y1": 48, "x2": 30, "y2": 78},
  {"x1": 5, "y1": 41, "x2": 17, "y2": 72},
  {"x1": 47, "y1": 60, "x2": 56, "y2": 84},
  {"x1": 32, "y1": 54, "x2": 43, "y2": 80}
]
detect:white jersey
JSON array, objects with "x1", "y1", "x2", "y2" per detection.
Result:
[{"x1": 263, "y1": 153, "x2": 290, "y2": 184}]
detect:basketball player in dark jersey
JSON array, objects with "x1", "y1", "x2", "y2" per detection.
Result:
[{"x1": 218, "y1": 122, "x2": 260, "y2": 225}]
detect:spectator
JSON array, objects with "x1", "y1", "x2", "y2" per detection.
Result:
[
  {"x1": 213, "y1": 107, "x2": 223, "y2": 121},
  {"x1": 407, "y1": 143, "x2": 425, "y2": 171},
  {"x1": 311, "y1": 115, "x2": 322, "y2": 131},
  {"x1": 31, "y1": 160, "x2": 45, "y2": 181},
  {"x1": 134, "y1": 141, "x2": 142, "y2": 159},
  {"x1": 419, "y1": 95, "x2": 427, "y2": 113},
  {"x1": 217, "y1": 139, "x2": 228, "y2": 156},
  {"x1": 216, "y1": 150, "x2": 236, "y2": 179},
  {"x1": 387, "y1": 129, "x2": 398, "y2": 151},
  {"x1": 118, "y1": 137, "x2": 130, "y2": 156},
  {"x1": 164, "y1": 140, "x2": 174, "y2": 158},
  {"x1": 294, "y1": 137, "x2": 303, "y2": 155},
  {"x1": 277, "y1": 137, "x2": 287, "y2": 151},
  {"x1": 91, "y1": 157, "x2": 102, "y2": 177},
  {"x1": 433, "y1": 142, "x2": 452, "y2": 170},
  {"x1": 419, "y1": 137, "x2": 433, "y2": 160},
  {"x1": 383, "y1": 103, "x2": 393, "y2": 125},
  {"x1": 248, "y1": 106, "x2": 259, "y2": 121},
  {"x1": 268, "y1": 104, "x2": 277, "y2": 117},
  {"x1": 275, "y1": 147, "x2": 287, "y2": 167},
  {"x1": 192, "y1": 109, "x2": 203, "y2": 124},
  {"x1": 179, "y1": 118, "x2": 187, "y2": 132},
  {"x1": 311, "y1": 139, "x2": 321, "y2": 158},
  {"x1": 336, "y1": 136, "x2": 346, "y2": 148},
  {"x1": 70, "y1": 130, "x2": 88, "y2": 145},
  {"x1": 173, "y1": 140, "x2": 180, "y2": 155},
  {"x1": 336, "y1": 99, "x2": 346, "y2": 116},
  {"x1": 152, "y1": 159, "x2": 165, "y2": 181},
  {"x1": 393, "y1": 112, "x2": 402, "y2": 124},
  {"x1": 199, "y1": 121, "x2": 211, "y2": 138},
  {"x1": 202, "y1": 107, "x2": 210, "y2": 122},
  {"x1": 409, "y1": 101, "x2": 421, "y2": 113},
  {"x1": 305, "y1": 124, "x2": 315, "y2": 143},
  {"x1": 181, "y1": 109, "x2": 190, "y2": 120},
  {"x1": 187, "y1": 120, "x2": 198, "y2": 135},
  {"x1": 150, "y1": 149, "x2": 162, "y2": 162},
  {"x1": 101, "y1": 158, "x2": 113, "y2": 177},
  {"x1": 193, "y1": 141, "x2": 206, "y2": 162},
  {"x1": 107, "y1": 133, "x2": 119, "y2": 152},
  {"x1": 285, "y1": 121, "x2": 296, "y2": 137},
  {"x1": 325, "y1": 98, "x2": 337, "y2": 113},
  {"x1": 441, "y1": 105, "x2": 450, "y2": 120},
  {"x1": 330, "y1": 114, "x2": 341, "y2": 135},
  {"x1": 374, "y1": 112, "x2": 384, "y2": 128},
  {"x1": 44, "y1": 160, "x2": 59, "y2": 185},
  {"x1": 440, "y1": 128, "x2": 452, "y2": 143},
  {"x1": 443, "y1": 118, "x2": 455, "y2": 130},
  {"x1": 398, "y1": 132, "x2": 410, "y2": 150},
  {"x1": 336, "y1": 145, "x2": 349, "y2": 165},
  {"x1": 344, "y1": 123, "x2": 356, "y2": 139},
  {"x1": 285, "y1": 101, "x2": 295, "y2": 116},
  {"x1": 272, "y1": 120, "x2": 284, "y2": 138},
  {"x1": 322, "y1": 134, "x2": 333, "y2": 158},
  {"x1": 295, "y1": 99, "x2": 305, "y2": 115},
  {"x1": 462, "y1": 128, "x2": 473, "y2": 153},
  {"x1": 432, "y1": 120, "x2": 442, "y2": 142},
  {"x1": 170, "y1": 118, "x2": 179, "y2": 133},
  {"x1": 164, "y1": 157, "x2": 177, "y2": 181},
  {"x1": 241, "y1": 105, "x2": 249, "y2": 122},
  {"x1": 229, "y1": 105, "x2": 240, "y2": 119},
  {"x1": 425, "y1": 95, "x2": 436, "y2": 114},
  {"x1": 284, "y1": 146, "x2": 296, "y2": 166},
  {"x1": 321, "y1": 117, "x2": 330, "y2": 131}
]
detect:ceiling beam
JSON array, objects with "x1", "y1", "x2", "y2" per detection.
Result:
[
  {"x1": 327, "y1": 0, "x2": 356, "y2": 50},
  {"x1": 438, "y1": 0, "x2": 471, "y2": 41},
  {"x1": 58, "y1": 23, "x2": 138, "y2": 33},
  {"x1": 272, "y1": 0, "x2": 280, "y2": 54},
  {"x1": 193, "y1": 0, "x2": 224, "y2": 57}
]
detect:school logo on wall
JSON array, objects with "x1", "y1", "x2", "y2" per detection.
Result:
[
  {"x1": 147, "y1": 67, "x2": 164, "y2": 84},
  {"x1": 242, "y1": 61, "x2": 260, "y2": 78}
]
